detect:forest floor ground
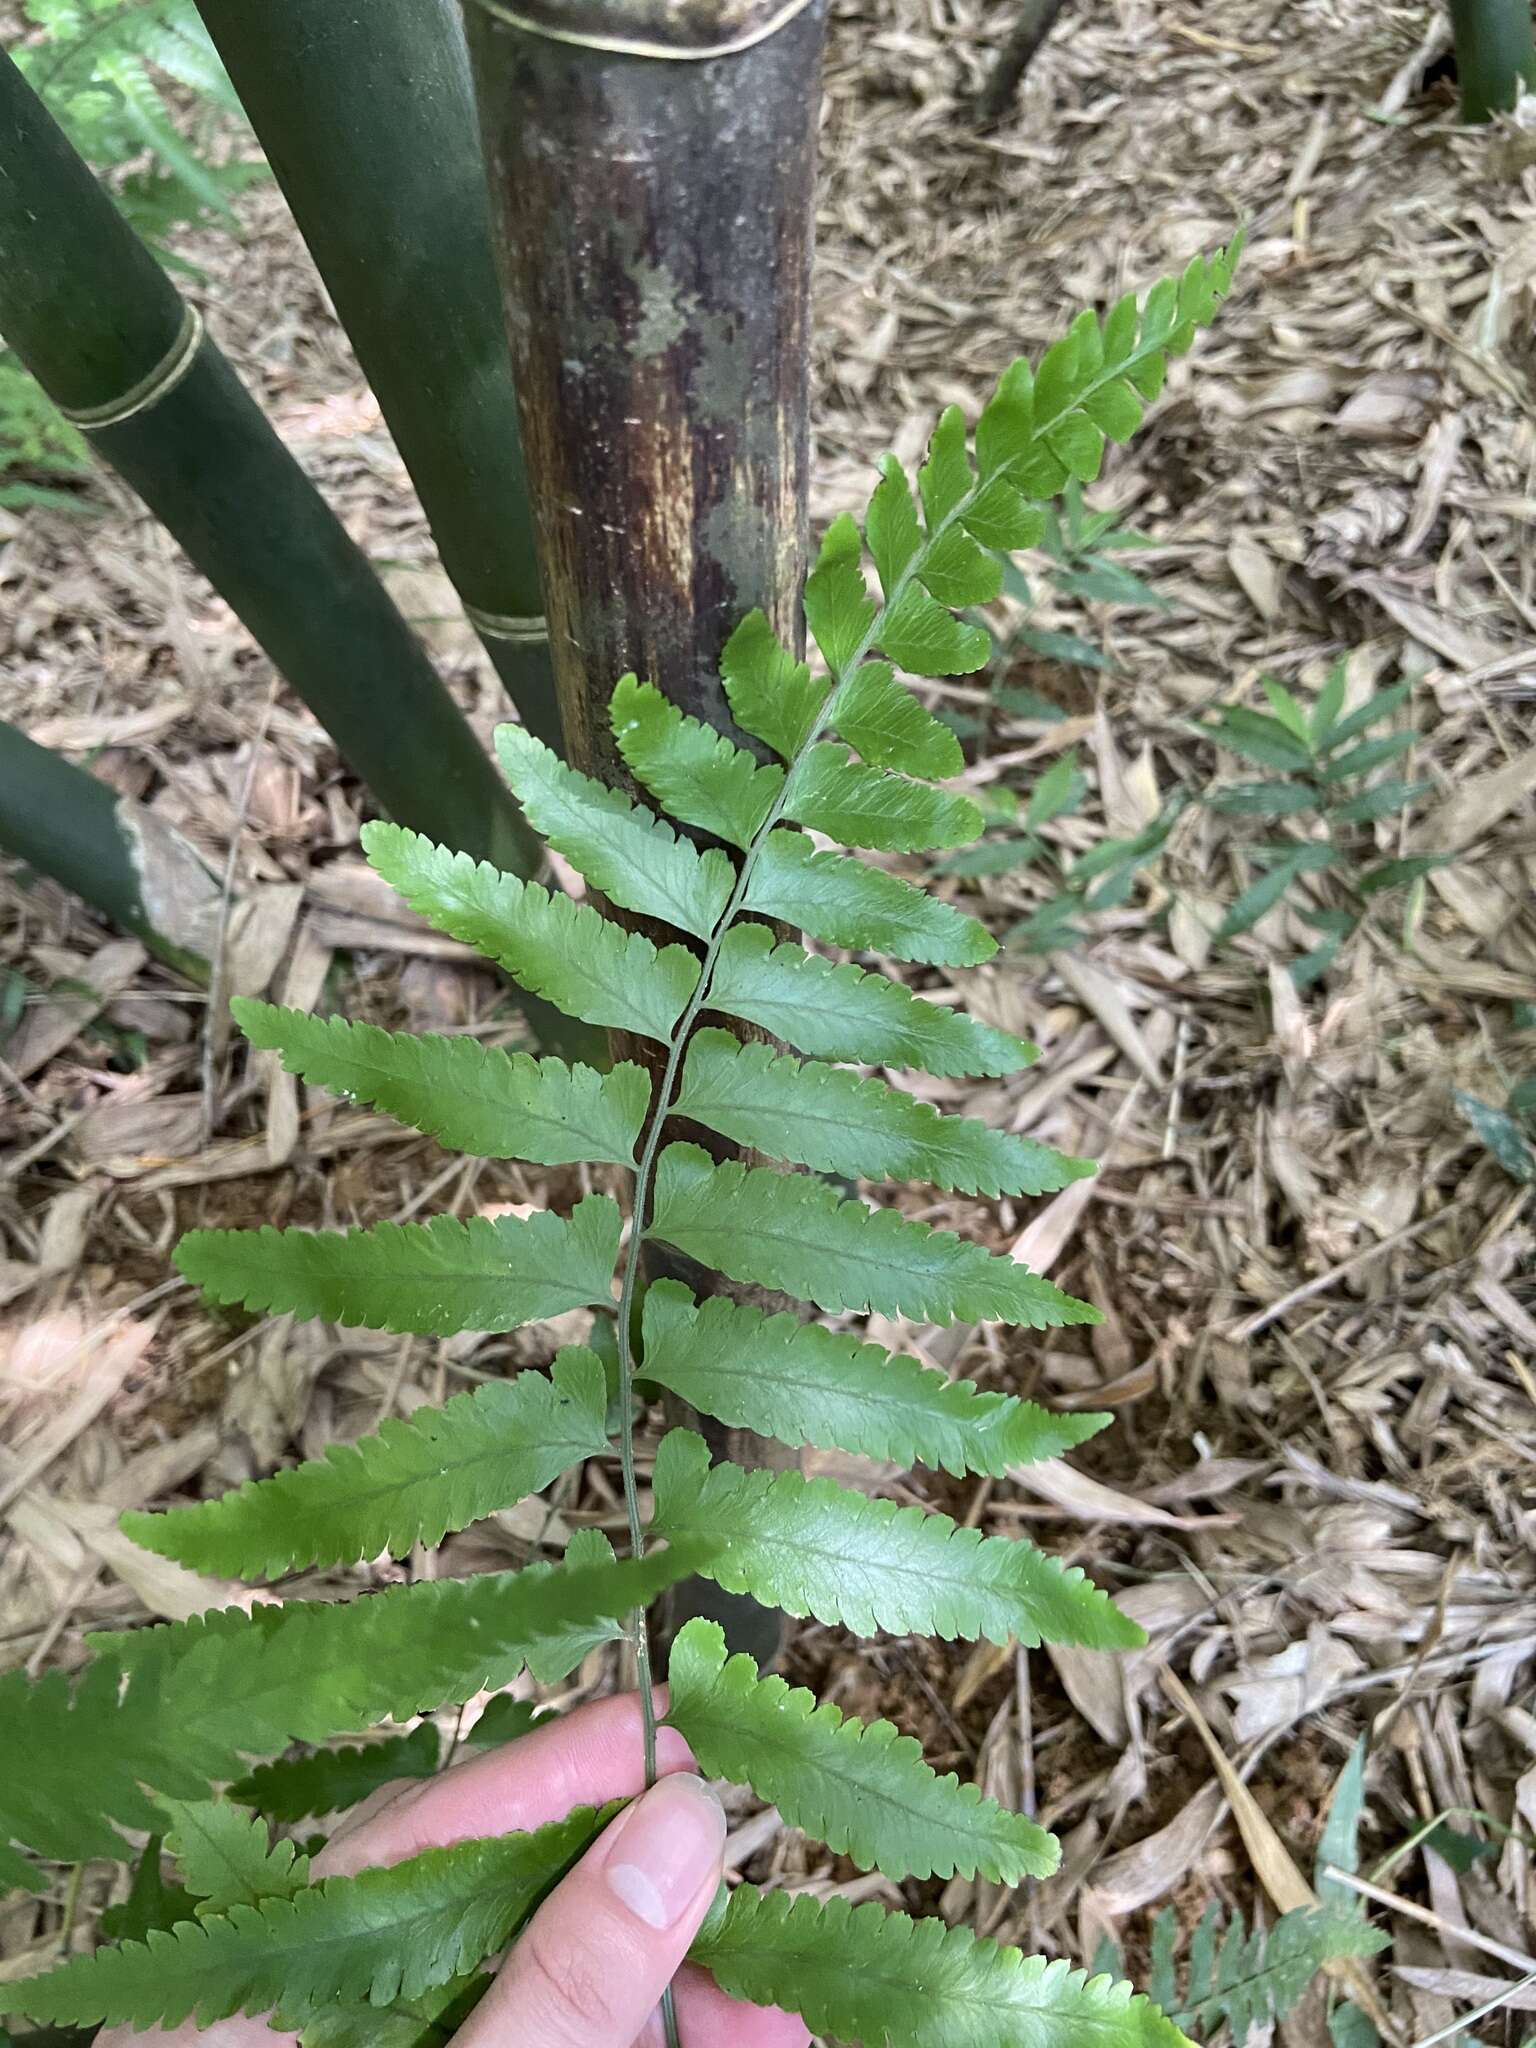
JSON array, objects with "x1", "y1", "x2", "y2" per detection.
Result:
[{"x1": 2, "y1": 0, "x2": 1535, "y2": 2038}]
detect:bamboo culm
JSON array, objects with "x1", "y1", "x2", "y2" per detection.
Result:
[
  {"x1": 191, "y1": 0, "x2": 564, "y2": 752},
  {"x1": 1449, "y1": 0, "x2": 1536, "y2": 121},
  {"x1": 466, "y1": 0, "x2": 828, "y2": 1671},
  {"x1": 0, "y1": 719, "x2": 222, "y2": 978},
  {"x1": 0, "y1": 48, "x2": 541, "y2": 887}
]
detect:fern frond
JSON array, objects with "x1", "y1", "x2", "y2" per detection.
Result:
[
  {"x1": 648, "y1": 1143, "x2": 1096, "y2": 1324},
  {"x1": 830, "y1": 659, "x2": 963, "y2": 779},
  {"x1": 610, "y1": 672, "x2": 783, "y2": 849},
  {"x1": 639, "y1": 1281, "x2": 1108, "y2": 1477},
  {"x1": 707, "y1": 923, "x2": 1036, "y2": 1077},
  {"x1": 720, "y1": 608, "x2": 828, "y2": 761},
  {"x1": 0, "y1": 1659, "x2": 201, "y2": 1878},
  {"x1": 652, "y1": 1431, "x2": 1142, "y2": 1648},
  {"x1": 666, "y1": 1619, "x2": 1057, "y2": 1881},
  {"x1": 231, "y1": 1726, "x2": 441, "y2": 1823},
  {"x1": 123, "y1": 1349, "x2": 611, "y2": 1577},
  {"x1": 232, "y1": 1002, "x2": 649, "y2": 1166},
  {"x1": 745, "y1": 828, "x2": 996, "y2": 966},
  {"x1": 689, "y1": 1884, "x2": 1194, "y2": 2048},
  {"x1": 159, "y1": 1799, "x2": 309, "y2": 1914},
  {"x1": 361, "y1": 823, "x2": 700, "y2": 1042},
  {"x1": 0, "y1": 1540, "x2": 691, "y2": 1876},
  {"x1": 671, "y1": 1028, "x2": 1092, "y2": 1195},
  {"x1": 1166, "y1": 1905, "x2": 1388, "y2": 2047},
  {"x1": 298, "y1": 1973, "x2": 487, "y2": 2048},
  {"x1": 174, "y1": 1195, "x2": 621, "y2": 1336},
  {"x1": 494, "y1": 725, "x2": 734, "y2": 939},
  {"x1": 0, "y1": 1810, "x2": 611, "y2": 2029},
  {"x1": 784, "y1": 743, "x2": 982, "y2": 852}
]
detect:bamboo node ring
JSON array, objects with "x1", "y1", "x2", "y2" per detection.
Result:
[
  {"x1": 466, "y1": 0, "x2": 817, "y2": 60},
  {"x1": 59, "y1": 304, "x2": 205, "y2": 431},
  {"x1": 463, "y1": 603, "x2": 551, "y2": 644}
]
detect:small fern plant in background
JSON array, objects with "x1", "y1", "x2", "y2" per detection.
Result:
[{"x1": 0, "y1": 237, "x2": 1242, "y2": 2048}]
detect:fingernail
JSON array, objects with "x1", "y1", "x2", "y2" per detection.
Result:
[{"x1": 603, "y1": 1775, "x2": 725, "y2": 1931}]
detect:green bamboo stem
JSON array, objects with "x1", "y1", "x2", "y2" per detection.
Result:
[
  {"x1": 190, "y1": 0, "x2": 564, "y2": 752},
  {"x1": 0, "y1": 718, "x2": 221, "y2": 978},
  {"x1": 1449, "y1": 0, "x2": 1536, "y2": 120},
  {"x1": 467, "y1": 0, "x2": 828, "y2": 1675},
  {"x1": 0, "y1": 47, "x2": 540, "y2": 885}
]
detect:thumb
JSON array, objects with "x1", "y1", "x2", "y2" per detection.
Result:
[{"x1": 455, "y1": 1775, "x2": 726, "y2": 2048}]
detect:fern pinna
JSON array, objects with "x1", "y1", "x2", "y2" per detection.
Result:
[{"x1": 0, "y1": 237, "x2": 1241, "y2": 2048}]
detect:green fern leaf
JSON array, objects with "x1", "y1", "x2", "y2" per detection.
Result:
[
  {"x1": 973, "y1": 237, "x2": 1243, "y2": 503},
  {"x1": 0, "y1": 1809, "x2": 610, "y2": 2029},
  {"x1": 1169, "y1": 1908, "x2": 1388, "y2": 2047},
  {"x1": 805, "y1": 512, "x2": 879, "y2": 673},
  {"x1": 879, "y1": 582, "x2": 991, "y2": 678},
  {"x1": 361, "y1": 823, "x2": 699, "y2": 1042},
  {"x1": 720, "y1": 609, "x2": 828, "y2": 762},
  {"x1": 785, "y1": 744, "x2": 982, "y2": 851},
  {"x1": 610, "y1": 673, "x2": 782, "y2": 849},
  {"x1": 866, "y1": 455, "x2": 923, "y2": 596},
  {"x1": 648, "y1": 1143, "x2": 1096, "y2": 1325},
  {"x1": 298, "y1": 1973, "x2": 487, "y2": 2048},
  {"x1": 918, "y1": 404, "x2": 972, "y2": 526},
  {"x1": 671, "y1": 1028, "x2": 1092, "y2": 1195},
  {"x1": 0, "y1": 1659, "x2": 201, "y2": 1874},
  {"x1": 689, "y1": 1884, "x2": 1192, "y2": 2048},
  {"x1": 707, "y1": 923, "x2": 1035, "y2": 1077},
  {"x1": 123, "y1": 1349, "x2": 611, "y2": 1577},
  {"x1": 72, "y1": 1473, "x2": 540, "y2": 1879},
  {"x1": 231, "y1": 1002, "x2": 649, "y2": 1167},
  {"x1": 745, "y1": 830, "x2": 995, "y2": 966},
  {"x1": 159, "y1": 1799, "x2": 309, "y2": 1914},
  {"x1": 831, "y1": 660, "x2": 963, "y2": 779},
  {"x1": 0, "y1": 1540, "x2": 696, "y2": 1879},
  {"x1": 666, "y1": 1619, "x2": 1058, "y2": 1881},
  {"x1": 639, "y1": 1281, "x2": 1108, "y2": 1477},
  {"x1": 174, "y1": 1194, "x2": 621, "y2": 1336},
  {"x1": 230, "y1": 1726, "x2": 441, "y2": 1823},
  {"x1": 653, "y1": 1431, "x2": 1142, "y2": 1648},
  {"x1": 494, "y1": 725, "x2": 733, "y2": 939}
]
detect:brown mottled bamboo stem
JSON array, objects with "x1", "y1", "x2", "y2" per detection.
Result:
[{"x1": 466, "y1": 0, "x2": 827, "y2": 1664}]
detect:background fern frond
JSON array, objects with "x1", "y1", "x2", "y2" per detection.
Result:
[
  {"x1": 666, "y1": 1619, "x2": 1058, "y2": 1881},
  {"x1": 707, "y1": 922, "x2": 1036, "y2": 1077},
  {"x1": 671, "y1": 1028, "x2": 1091, "y2": 1194},
  {"x1": 652, "y1": 1431, "x2": 1143, "y2": 1647},
  {"x1": 648, "y1": 1143, "x2": 1097, "y2": 1324},
  {"x1": 1154, "y1": 1903, "x2": 1388, "y2": 2046},
  {"x1": 231, "y1": 1726, "x2": 441, "y2": 1823},
  {"x1": 233, "y1": 1001, "x2": 649, "y2": 1165},
  {"x1": 159, "y1": 1798, "x2": 309, "y2": 1914},
  {"x1": 689, "y1": 1884, "x2": 1195, "y2": 2048},
  {"x1": 639, "y1": 1281, "x2": 1109, "y2": 1476},
  {"x1": 175, "y1": 1195, "x2": 622, "y2": 1335},
  {"x1": 124, "y1": 1349, "x2": 611, "y2": 1577},
  {"x1": 361, "y1": 824, "x2": 701, "y2": 1041}
]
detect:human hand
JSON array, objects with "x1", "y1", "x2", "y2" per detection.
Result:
[{"x1": 97, "y1": 1692, "x2": 809, "y2": 2048}]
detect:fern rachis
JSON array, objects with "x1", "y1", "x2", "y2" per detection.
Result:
[{"x1": 0, "y1": 240, "x2": 1244, "y2": 2048}]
